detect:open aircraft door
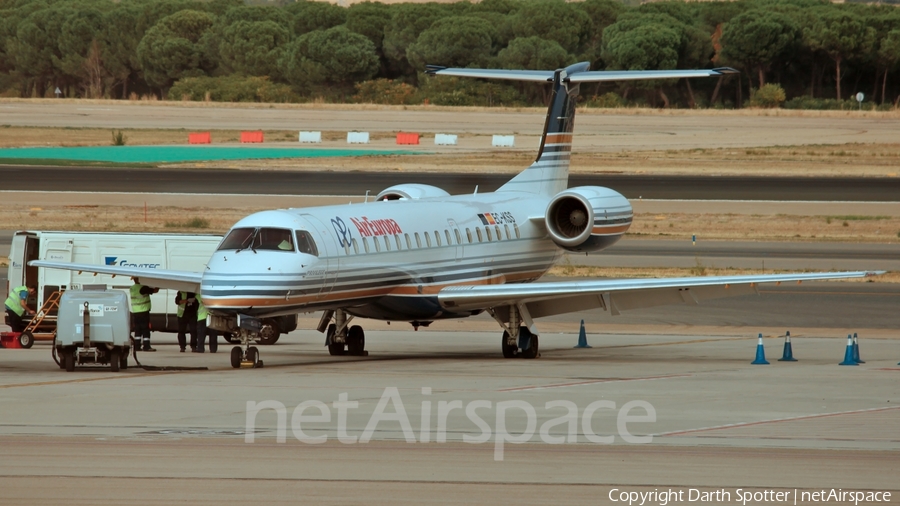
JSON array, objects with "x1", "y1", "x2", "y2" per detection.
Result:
[{"x1": 301, "y1": 215, "x2": 340, "y2": 299}]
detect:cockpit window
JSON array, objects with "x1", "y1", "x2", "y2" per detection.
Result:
[
  {"x1": 217, "y1": 227, "x2": 295, "y2": 252},
  {"x1": 295, "y1": 230, "x2": 318, "y2": 256}
]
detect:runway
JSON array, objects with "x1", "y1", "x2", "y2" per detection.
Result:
[{"x1": 2, "y1": 165, "x2": 900, "y2": 201}]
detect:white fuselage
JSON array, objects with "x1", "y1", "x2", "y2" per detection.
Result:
[{"x1": 200, "y1": 189, "x2": 630, "y2": 321}]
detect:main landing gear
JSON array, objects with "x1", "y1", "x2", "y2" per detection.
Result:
[
  {"x1": 490, "y1": 304, "x2": 540, "y2": 359},
  {"x1": 320, "y1": 309, "x2": 368, "y2": 357}
]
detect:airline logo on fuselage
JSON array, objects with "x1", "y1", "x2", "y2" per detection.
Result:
[{"x1": 349, "y1": 217, "x2": 403, "y2": 237}]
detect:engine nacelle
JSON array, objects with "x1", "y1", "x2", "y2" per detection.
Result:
[
  {"x1": 376, "y1": 184, "x2": 451, "y2": 201},
  {"x1": 545, "y1": 186, "x2": 633, "y2": 252}
]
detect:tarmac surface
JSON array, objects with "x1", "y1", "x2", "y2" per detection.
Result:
[{"x1": 3, "y1": 166, "x2": 900, "y2": 201}]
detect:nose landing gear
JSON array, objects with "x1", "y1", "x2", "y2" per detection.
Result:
[{"x1": 230, "y1": 328, "x2": 263, "y2": 368}]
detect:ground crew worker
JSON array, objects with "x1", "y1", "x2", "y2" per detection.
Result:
[
  {"x1": 194, "y1": 291, "x2": 217, "y2": 353},
  {"x1": 4, "y1": 285, "x2": 36, "y2": 333},
  {"x1": 175, "y1": 291, "x2": 199, "y2": 352},
  {"x1": 131, "y1": 278, "x2": 159, "y2": 352}
]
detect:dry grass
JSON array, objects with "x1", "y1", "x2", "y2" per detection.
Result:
[
  {"x1": 547, "y1": 265, "x2": 898, "y2": 282},
  {"x1": 5, "y1": 204, "x2": 899, "y2": 243},
  {"x1": 3, "y1": 97, "x2": 898, "y2": 118}
]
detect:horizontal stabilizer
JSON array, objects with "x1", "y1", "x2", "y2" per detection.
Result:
[{"x1": 426, "y1": 65, "x2": 738, "y2": 84}]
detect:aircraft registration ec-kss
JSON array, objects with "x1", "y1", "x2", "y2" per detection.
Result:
[{"x1": 31, "y1": 62, "x2": 882, "y2": 368}]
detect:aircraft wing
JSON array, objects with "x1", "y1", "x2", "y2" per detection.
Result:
[
  {"x1": 438, "y1": 271, "x2": 882, "y2": 318},
  {"x1": 29, "y1": 260, "x2": 202, "y2": 293}
]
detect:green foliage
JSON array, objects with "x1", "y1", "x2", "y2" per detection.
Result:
[
  {"x1": 749, "y1": 83, "x2": 786, "y2": 108},
  {"x1": 721, "y1": 10, "x2": 799, "y2": 87},
  {"x1": 218, "y1": 20, "x2": 291, "y2": 77},
  {"x1": 498, "y1": 36, "x2": 572, "y2": 70},
  {"x1": 407, "y1": 16, "x2": 495, "y2": 70},
  {"x1": 284, "y1": 1, "x2": 346, "y2": 37},
  {"x1": 168, "y1": 75, "x2": 296, "y2": 103},
  {"x1": 282, "y1": 26, "x2": 379, "y2": 91},
  {"x1": 416, "y1": 72, "x2": 525, "y2": 107},
  {"x1": 782, "y1": 96, "x2": 855, "y2": 110},
  {"x1": 111, "y1": 129, "x2": 126, "y2": 146},
  {"x1": 601, "y1": 15, "x2": 681, "y2": 71},
  {"x1": 137, "y1": 10, "x2": 217, "y2": 90},
  {"x1": 352, "y1": 78, "x2": 418, "y2": 105},
  {"x1": 583, "y1": 91, "x2": 625, "y2": 108},
  {"x1": 509, "y1": 0, "x2": 592, "y2": 54}
]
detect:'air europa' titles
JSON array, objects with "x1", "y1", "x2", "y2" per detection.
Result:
[{"x1": 349, "y1": 217, "x2": 403, "y2": 238}]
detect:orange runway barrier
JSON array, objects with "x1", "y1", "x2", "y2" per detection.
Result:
[
  {"x1": 188, "y1": 132, "x2": 211, "y2": 144},
  {"x1": 396, "y1": 132, "x2": 420, "y2": 145},
  {"x1": 240, "y1": 131, "x2": 264, "y2": 143}
]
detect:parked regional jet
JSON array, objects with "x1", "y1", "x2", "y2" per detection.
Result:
[{"x1": 32, "y1": 62, "x2": 881, "y2": 368}]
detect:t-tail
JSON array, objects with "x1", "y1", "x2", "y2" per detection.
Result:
[{"x1": 426, "y1": 63, "x2": 738, "y2": 197}]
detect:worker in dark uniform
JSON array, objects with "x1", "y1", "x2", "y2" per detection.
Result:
[
  {"x1": 130, "y1": 278, "x2": 159, "y2": 352},
  {"x1": 4, "y1": 285, "x2": 36, "y2": 332},
  {"x1": 175, "y1": 291, "x2": 199, "y2": 352}
]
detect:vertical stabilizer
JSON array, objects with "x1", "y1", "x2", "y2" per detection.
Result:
[{"x1": 497, "y1": 62, "x2": 588, "y2": 196}]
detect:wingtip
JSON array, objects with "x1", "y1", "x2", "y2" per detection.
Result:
[
  {"x1": 712, "y1": 67, "x2": 740, "y2": 75},
  {"x1": 425, "y1": 64, "x2": 447, "y2": 75}
]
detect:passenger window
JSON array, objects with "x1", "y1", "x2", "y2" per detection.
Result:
[
  {"x1": 383, "y1": 236, "x2": 391, "y2": 251},
  {"x1": 495, "y1": 226, "x2": 502, "y2": 240},
  {"x1": 454, "y1": 229, "x2": 461, "y2": 244},
  {"x1": 476, "y1": 228, "x2": 483, "y2": 242},
  {"x1": 352, "y1": 238, "x2": 359, "y2": 255},
  {"x1": 425, "y1": 232, "x2": 432, "y2": 248},
  {"x1": 363, "y1": 237, "x2": 370, "y2": 254},
  {"x1": 504, "y1": 225, "x2": 511, "y2": 240},
  {"x1": 445, "y1": 230, "x2": 452, "y2": 245},
  {"x1": 405, "y1": 233, "x2": 412, "y2": 249},
  {"x1": 395, "y1": 235, "x2": 402, "y2": 250},
  {"x1": 466, "y1": 228, "x2": 473, "y2": 243},
  {"x1": 374, "y1": 237, "x2": 380, "y2": 252},
  {"x1": 415, "y1": 233, "x2": 421, "y2": 248},
  {"x1": 295, "y1": 230, "x2": 318, "y2": 256},
  {"x1": 486, "y1": 227, "x2": 493, "y2": 241},
  {"x1": 514, "y1": 224, "x2": 521, "y2": 239},
  {"x1": 434, "y1": 231, "x2": 441, "y2": 247}
]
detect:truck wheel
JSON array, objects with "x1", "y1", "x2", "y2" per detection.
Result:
[
  {"x1": 19, "y1": 331, "x2": 35, "y2": 349},
  {"x1": 110, "y1": 349, "x2": 120, "y2": 372},
  {"x1": 120, "y1": 351, "x2": 128, "y2": 370},
  {"x1": 258, "y1": 322, "x2": 280, "y2": 345},
  {"x1": 64, "y1": 350, "x2": 75, "y2": 372}
]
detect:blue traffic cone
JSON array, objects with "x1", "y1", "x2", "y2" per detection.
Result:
[
  {"x1": 751, "y1": 333, "x2": 769, "y2": 364},
  {"x1": 839, "y1": 334, "x2": 858, "y2": 366},
  {"x1": 573, "y1": 320, "x2": 591, "y2": 348},
  {"x1": 777, "y1": 331, "x2": 797, "y2": 362},
  {"x1": 852, "y1": 333, "x2": 865, "y2": 364}
]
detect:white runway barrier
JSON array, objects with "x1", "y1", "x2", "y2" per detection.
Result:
[
  {"x1": 299, "y1": 131, "x2": 322, "y2": 143},
  {"x1": 347, "y1": 131, "x2": 370, "y2": 144},
  {"x1": 434, "y1": 134, "x2": 458, "y2": 146},
  {"x1": 492, "y1": 135, "x2": 515, "y2": 147}
]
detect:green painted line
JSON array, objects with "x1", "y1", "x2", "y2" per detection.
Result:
[{"x1": 0, "y1": 146, "x2": 415, "y2": 163}]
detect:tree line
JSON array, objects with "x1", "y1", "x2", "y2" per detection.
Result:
[{"x1": 2, "y1": 0, "x2": 899, "y2": 109}]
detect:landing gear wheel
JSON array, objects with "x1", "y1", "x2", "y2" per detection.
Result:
[
  {"x1": 247, "y1": 346, "x2": 259, "y2": 367},
  {"x1": 326, "y1": 324, "x2": 345, "y2": 356},
  {"x1": 258, "y1": 322, "x2": 280, "y2": 345},
  {"x1": 347, "y1": 325, "x2": 366, "y2": 356},
  {"x1": 501, "y1": 331, "x2": 517, "y2": 358},
  {"x1": 110, "y1": 349, "x2": 120, "y2": 372},
  {"x1": 64, "y1": 349, "x2": 75, "y2": 372},
  {"x1": 19, "y1": 331, "x2": 34, "y2": 349},
  {"x1": 224, "y1": 333, "x2": 240, "y2": 344},
  {"x1": 519, "y1": 329, "x2": 540, "y2": 359},
  {"x1": 230, "y1": 346, "x2": 242, "y2": 369}
]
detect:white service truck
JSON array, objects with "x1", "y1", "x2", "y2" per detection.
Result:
[{"x1": 6, "y1": 230, "x2": 296, "y2": 344}]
